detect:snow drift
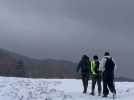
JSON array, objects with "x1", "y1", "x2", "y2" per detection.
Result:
[{"x1": 0, "y1": 76, "x2": 134, "y2": 100}]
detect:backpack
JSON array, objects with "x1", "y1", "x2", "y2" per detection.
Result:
[{"x1": 105, "y1": 57, "x2": 115, "y2": 72}]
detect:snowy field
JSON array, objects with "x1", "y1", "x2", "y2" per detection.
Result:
[{"x1": 0, "y1": 76, "x2": 134, "y2": 100}]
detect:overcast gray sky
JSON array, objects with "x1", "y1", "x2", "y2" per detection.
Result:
[{"x1": 0, "y1": 0, "x2": 134, "y2": 62}]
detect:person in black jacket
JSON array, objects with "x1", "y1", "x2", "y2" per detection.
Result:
[
  {"x1": 100, "y1": 52, "x2": 117, "y2": 98},
  {"x1": 77, "y1": 55, "x2": 91, "y2": 93}
]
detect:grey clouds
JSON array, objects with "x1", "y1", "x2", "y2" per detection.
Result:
[{"x1": 0, "y1": 0, "x2": 134, "y2": 67}]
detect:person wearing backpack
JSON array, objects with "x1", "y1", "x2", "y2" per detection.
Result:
[
  {"x1": 77, "y1": 55, "x2": 91, "y2": 94},
  {"x1": 100, "y1": 52, "x2": 117, "y2": 98},
  {"x1": 90, "y1": 55, "x2": 101, "y2": 96}
]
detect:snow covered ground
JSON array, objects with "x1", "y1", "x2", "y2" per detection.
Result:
[{"x1": 0, "y1": 76, "x2": 134, "y2": 100}]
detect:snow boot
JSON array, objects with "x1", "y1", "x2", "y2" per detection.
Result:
[
  {"x1": 90, "y1": 92, "x2": 94, "y2": 96},
  {"x1": 102, "y1": 95, "x2": 107, "y2": 98}
]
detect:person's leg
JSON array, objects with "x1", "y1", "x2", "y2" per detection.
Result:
[
  {"x1": 107, "y1": 77, "x2": 116, "y2": 94},
  {"x1": 85, "y1": 76, "x2": 89, "y2": 93},
  {"x1": 102, "y1": 73, "x2": 109, "y2": 97},
  {"x1": 82, "y1": 75, "x2": 87, "y2": 93},
  {"x1": 103, "y1": 81, "x2": 109, "y2": 97},
  {"x1": 90, "y1": 75, "x2": 96, "y2": 95},
  {"x1": 81, "y1": 75, "x2": 85, "y2": 93},
  {"x1": 97, "y1": 75, "x2": 102, "y2": 95}
]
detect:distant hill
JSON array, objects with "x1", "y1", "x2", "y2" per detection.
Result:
[
  {"x1": 0, "y1": 48, "x2": 77, "y2": 78},
  {"x1": 0, "y1": 48, "x2": 133, "y2": 82},
  {"x1": 115, "y1": 77, "x2": 134, "y2": 82}
]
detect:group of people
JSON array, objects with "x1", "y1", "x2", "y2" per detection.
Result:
[{"x1": 76, "y1": 52, "x2": 117, "y2": 98}]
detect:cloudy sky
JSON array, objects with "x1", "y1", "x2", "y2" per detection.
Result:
[{"x1": 0, "y1": 0, "x2": 134, "y2": 62}]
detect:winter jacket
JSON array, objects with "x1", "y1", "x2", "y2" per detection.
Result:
[
  {"x1": 99, "y1": 56, "x2": 117, "y2": 72},
  {"x1": 77, "y1": 59, "x2": 91, "y2": 75},
  {"x1": 91, "y1": 60, "x2": 100, "y2": 75}
]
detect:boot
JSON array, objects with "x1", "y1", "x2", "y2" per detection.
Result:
[{"x1": 90, "y1": 92, "x2": 94, "y2": 96}]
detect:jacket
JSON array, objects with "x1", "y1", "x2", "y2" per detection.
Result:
[{"x1": 99, "y1": 56, "x2": 117, "y2": 72}]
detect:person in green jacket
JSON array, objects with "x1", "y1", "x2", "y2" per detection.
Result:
[{"x1": 90, "y1": 55, "x2": 102, "y2": 96}]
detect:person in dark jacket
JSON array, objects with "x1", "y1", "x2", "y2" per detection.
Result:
[
  {"x1": 90, "y1": 55, "x2": 101, "y2": 96},
  {"x1": 100, "y1": 52, "x2": 117, "y2": 98},
  {"x1": 77, "y1": 55, "x2": 91, "y2": 93}
]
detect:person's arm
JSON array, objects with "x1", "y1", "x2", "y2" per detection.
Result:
[
  {"x1": 112, "y1": 58, "x2": 117, "y2": 71},
  {"x1": 111, "y1": 58, "x2": 118, "y2": 80},
  {"x1": 88, "y1": 60, "x2": 91, "y2": 74}
]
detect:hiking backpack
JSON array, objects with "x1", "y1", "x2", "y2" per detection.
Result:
[{"x1": 105, "y1": 57, "x2": 115, "y2": 72}]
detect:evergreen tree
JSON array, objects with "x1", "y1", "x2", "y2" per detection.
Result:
[{"x1": 16, "y1": 59, "x2": 25, "y2": 77}]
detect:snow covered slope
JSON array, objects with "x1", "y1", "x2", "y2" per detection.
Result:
[{"x1": 0, "y1": 76, "x2": 134, "y2": 100}]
